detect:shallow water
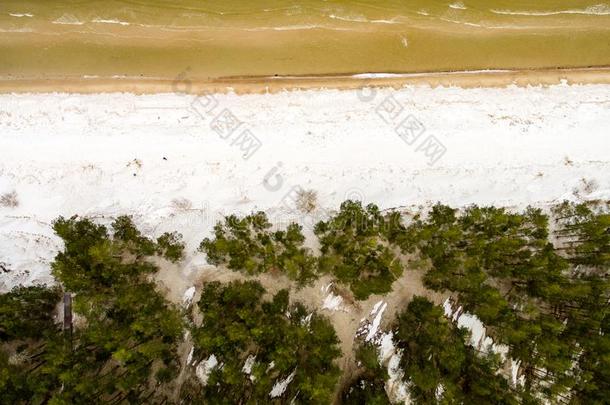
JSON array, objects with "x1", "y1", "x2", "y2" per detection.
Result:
[{"x1": 1, "y1": 1, "x2": 609, "y2": 79}]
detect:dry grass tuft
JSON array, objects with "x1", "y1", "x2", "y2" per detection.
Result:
[
  {"x1": 0, "y1": 191, "x2": 18, "y2": 208},
  {"x1": 295, "y1": 189, "x2": 318, "y2": 214},
  {"x1": 171, "y1": 197, "x2": 193, "y2": 211}
]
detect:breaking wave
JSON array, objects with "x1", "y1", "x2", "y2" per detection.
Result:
[
  {"x1": 52, "y1": 14, "x2": 84, "y2": 25},
  {"x1": 91, "y1": 18, "x2": 131, "y2": 26},
  {"x1": 491, "y1": 4, "x2": 610, "y2": 16}
]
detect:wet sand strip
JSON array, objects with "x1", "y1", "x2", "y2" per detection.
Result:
[{"x1": 1, "y1": 67, "x2": 610, "y2": 94}]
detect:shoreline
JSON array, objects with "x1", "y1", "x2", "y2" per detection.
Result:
[{"x1": 2, "y1": 67, "x2": 610, "y2": 94}]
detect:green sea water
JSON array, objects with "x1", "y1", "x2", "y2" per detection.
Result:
[{"x1": 1, "y1": 0, "x2": 609, "y2": 79}]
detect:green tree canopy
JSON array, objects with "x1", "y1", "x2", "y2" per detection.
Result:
[
  {"x1": 395, "y1": 296, "x2": 520, "y2": 405},
  {"x1": 315, "y1": 201, "x2": 403, "y2": 300},
  {"x1": 1, "y1": 215, "x2": 185, "y2": 404},
  {"x1": 200, "y1": 212, "x2": 318, "y2": 285},
  {"x1": 0, "y1": 285, "x2": 62, "y2": 341},
  {"x1": 339, "y1": 343, "x2": 390, "y2": 405},
  {"x1": 185, "y1": 280, "x2": 341, "y2": 404}
]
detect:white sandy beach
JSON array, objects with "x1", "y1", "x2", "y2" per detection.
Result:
[{"x1": 1, "y1": 83, "x2": 609, "y2": 290}]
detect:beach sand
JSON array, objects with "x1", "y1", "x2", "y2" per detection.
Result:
[{"x1": 2, "y1": 84, "x2": 608, "y2": 289}]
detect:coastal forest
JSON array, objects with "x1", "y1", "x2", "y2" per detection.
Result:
[{"x1": 1, "y1": 200, "x2": 608, "y2": 404}]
